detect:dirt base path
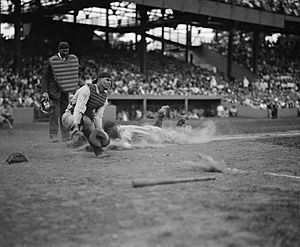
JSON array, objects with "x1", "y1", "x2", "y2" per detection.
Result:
[{"x1": 1, "y1": 118, "x2": 300, "y2": 247}]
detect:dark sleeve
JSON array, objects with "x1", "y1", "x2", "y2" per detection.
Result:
[{"x1": 41, "y1": 61, "x2": 51, "y2": 93}]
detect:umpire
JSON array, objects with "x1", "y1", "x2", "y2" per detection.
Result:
[{"x1": 41, "y1": 41, "x2": 79, "y2": 142}]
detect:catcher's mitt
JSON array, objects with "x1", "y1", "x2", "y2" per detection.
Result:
[
  {"x1": 6, "y1": 152, "x2": 28, "y2": 164},
  {"x1": 88, "y1": 129, "x2": 110, "y2": 148}
]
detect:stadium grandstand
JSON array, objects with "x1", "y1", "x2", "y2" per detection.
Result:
[{"x1": 0, "y1": 0, "x2": 299, "y2": 123}]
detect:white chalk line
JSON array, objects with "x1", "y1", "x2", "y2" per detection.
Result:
[
  {"x1": 226, "y1": 168, "x2": 300, "y2": 180},
  {"x1": 264, "y1": 172, "x2": 300, "y2": 179},
  {"x1": 209, "y1": 130, "x2": 300, "y2": 142},
  {"x1": 210, "y1": 131, "x2": 300, "y2": 181}
]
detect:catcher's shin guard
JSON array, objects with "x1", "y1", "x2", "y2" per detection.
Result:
[{"x1": 81, "y1": 116, "x2": 95, "y2": 139}]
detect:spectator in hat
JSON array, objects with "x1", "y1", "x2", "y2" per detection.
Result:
[
  {"x1": 61, "y1": 71, "x2": 112, "y2": 156},
  {"x1": 216, "y1": 103, "x2": 225, "y2": 117},
  {"x1": 41, "y1": 41, "x2": 79, "y2": 142},
  {"x1": 229, "y1": 105, "x2": 238, "y2": 117}
]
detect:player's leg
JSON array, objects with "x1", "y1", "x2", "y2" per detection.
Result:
[
  {"x1": 0, "y1": 116, "x2": 4, "y2": 127},
  {"x1": 49, "y1": 98, "x2": 59, "y2": 142},
  {"x1": 6, "y1": 117, "x2": 13, "y2": 129},
  {"x1": 8, "y1": 116, "x2": 14, "y2": 125},
  {"x1": 80, "y1": 116, "x2": 94, "y2": 137},
  {"x1": 59, "y1": 92, "x2": 70, "y2": 141},
  {"x1": 62, "y1": 111, "x2": 87, "y2": 147}
]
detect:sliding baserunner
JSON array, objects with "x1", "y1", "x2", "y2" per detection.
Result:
[{"x1": 103, "y1": 106, "x2": 186, "y2": 149}]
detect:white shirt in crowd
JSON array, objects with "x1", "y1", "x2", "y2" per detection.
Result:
[
  {"x1": 210, "y1": 76, "x2": 217, "y2": 88},
  {"x1": 243, "y1": 77, "x2": 249, "y2": 88}
]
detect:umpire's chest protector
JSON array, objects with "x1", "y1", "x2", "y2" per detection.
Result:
[
  {"x1": 85, "y1": 84, "x2": 107, "y2": 119},
  {"x1": 49, "y1": 54, "x2": 79, "y2": 93}
]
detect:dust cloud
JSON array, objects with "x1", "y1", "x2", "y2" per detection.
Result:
[
  {"x1": 181, "y1": 153, "x2": 225, "y2": 173},
  {"x1": 130, "y1": 120, "x2": 217, "y2": 149},
  {"x1": 125, "y1": 120, "x2": 224, "y2": 174},
  {"x1": 167, "y1": 120, "x2": 217, "y2": 144}
]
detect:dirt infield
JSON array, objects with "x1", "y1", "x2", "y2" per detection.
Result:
[{"x1": 1, "y1": 118, "x2": 300, "y2": 247}]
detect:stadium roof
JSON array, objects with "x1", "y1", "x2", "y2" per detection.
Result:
[{"x1": 1, "y1": 0, "x2": 300, "y2": 35}]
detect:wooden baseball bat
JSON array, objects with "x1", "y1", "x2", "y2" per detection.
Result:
[{"x1": 132, "y1": 176, "x2": 216, "y2": 188}]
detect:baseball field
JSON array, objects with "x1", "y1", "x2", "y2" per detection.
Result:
[{"x1": 1, "y1": 117, "x2": 300, "y2": 247}]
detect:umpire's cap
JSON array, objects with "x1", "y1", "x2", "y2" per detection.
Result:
[{"x1": 58, "y1": 41, "x2": 70, "y2": 50}]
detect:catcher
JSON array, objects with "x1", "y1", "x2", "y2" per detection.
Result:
[{"x1": 62, "y1": 72, "x2": 112, "y2": 157}]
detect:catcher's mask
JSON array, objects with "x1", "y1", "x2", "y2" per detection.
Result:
[{"x1": 40, "y1": 97, "x2": 54, "y2": 115}]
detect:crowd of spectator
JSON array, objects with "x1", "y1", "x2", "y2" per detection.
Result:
[
  {"x1": 209, "y1": 32, "x2": 300, "y2": 111},
  {"x1": 0, "y1": 36, "x2": 299, "y2": 122},
  {"x1": 210, "y1": 32, "x2": 300, "y2": 76},
  {"x1": 214, "y1": 0, "x2": 300, "y2": 16}
]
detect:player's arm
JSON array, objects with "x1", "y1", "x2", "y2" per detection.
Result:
[
  {"x1": 73, "y1": 85, "x2": 90, "y2": 131},
  {"x1": 41, "y1": 61, "x2": 52, "y2": 100},
  {"x1": 93, "y1": 99, "x2": 109, "y2": 130},
  {"x1": 65, "y1": 89, "x2": 78, "y2": 112},
  {"x1": 153, "y1": 105, "x2": 169, "y2": 128}
]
